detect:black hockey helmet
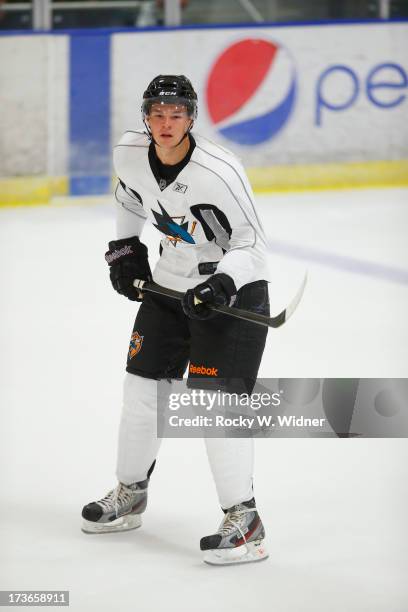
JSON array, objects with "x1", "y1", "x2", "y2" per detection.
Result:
[{"x1": 142, "y1": 74, "x2": 198, "y2": 119}]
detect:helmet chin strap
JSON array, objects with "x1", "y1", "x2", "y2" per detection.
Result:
[{"x1": 144, "y1": 118, "x2": 194, "y2": 149}]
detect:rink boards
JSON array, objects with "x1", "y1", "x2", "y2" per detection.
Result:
[{"x1": 0, "y1": 21, "x2": 407, "y2": 204}]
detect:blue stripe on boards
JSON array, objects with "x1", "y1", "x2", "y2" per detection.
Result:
[{"x1": 69, "y1": 33, "x2": 111, "y2": 195}]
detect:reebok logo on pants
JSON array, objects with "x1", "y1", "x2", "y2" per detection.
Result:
[{"x1": 189, "y1": 364, "x2": 218, "y2": 376}]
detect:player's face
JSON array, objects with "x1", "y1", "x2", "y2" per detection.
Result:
[{"x1": 147, "y1": 104, "x2": 192, "y2": 148}]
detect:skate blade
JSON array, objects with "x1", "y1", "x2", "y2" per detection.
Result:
[
  {"x1": 81, "y1": 513, "x2": 142, "y2": 534},
  {"x1": 203, "y1": 540, "x2": 269, "y2": 566}
]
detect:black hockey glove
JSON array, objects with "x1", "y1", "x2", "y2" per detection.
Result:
[
  {"x1": 105, "y1": 236, "x2": 152, "y2": 302},
  {"x1": 182, "y1": 273, "x2": 237, "y2": 320}
]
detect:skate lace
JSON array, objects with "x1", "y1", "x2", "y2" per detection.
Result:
[
  {"x1": 219, "y1": 508, "x2": 254, "y2": 542},
  {"x1": 98, "y1": 483, "x2": 135, "y2": 516}
]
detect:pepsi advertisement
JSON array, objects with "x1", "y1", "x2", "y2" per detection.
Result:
[{"x1": 113, "y1": 23, "x2": 408, "y2": 169}]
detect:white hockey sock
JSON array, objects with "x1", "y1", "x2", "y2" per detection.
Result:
[
  {"x1": 204, "y1": 437, "x2": 254, "y2": 509},
  {"x1": 116, "y1": 373, "x2": 170, "y2": 484}
]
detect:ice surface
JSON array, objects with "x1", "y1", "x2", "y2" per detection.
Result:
[{"x1": 0, "y1": 188, "x2": 407, "y2": 611}]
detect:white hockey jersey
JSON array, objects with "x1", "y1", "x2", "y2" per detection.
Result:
[{"x1": 113, "y1": 130, "x2": 270, "y2": 293}]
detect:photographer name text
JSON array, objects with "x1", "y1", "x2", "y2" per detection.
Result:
[{"x1": 168, "y1": 415, "x2": 326, "y2": 428}]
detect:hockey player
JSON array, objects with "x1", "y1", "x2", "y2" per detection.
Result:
[{"x1": 81, "y1": 75, "x2": 270, "y2": 565}]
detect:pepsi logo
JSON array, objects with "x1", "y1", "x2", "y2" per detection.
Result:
[{"x1": 206, "y1": 39, "x2": 297, "y2": 145}]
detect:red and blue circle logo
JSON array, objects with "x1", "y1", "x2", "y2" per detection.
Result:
[{"x1": 206, "y1": 39, "x2": 297, "y2": 146}]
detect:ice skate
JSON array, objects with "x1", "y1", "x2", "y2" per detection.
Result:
[
  {"x1": 200, "y1": 498, "x2": 268, "y2": 565},
  {"x1": 81, "y1": 480, "x2": 148, "y2": 534}
]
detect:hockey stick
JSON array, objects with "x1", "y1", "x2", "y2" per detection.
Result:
[{"x1": 133, "y1": 274, "x2": 307, "y2": 328}]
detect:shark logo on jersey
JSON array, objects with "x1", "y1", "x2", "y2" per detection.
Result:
[
  {"x1": 152, "y1": 201, "x2": 196, "y2": 246},
  {"x1": 173, "y1": 182, "x2": 188, "y2": 194}
]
